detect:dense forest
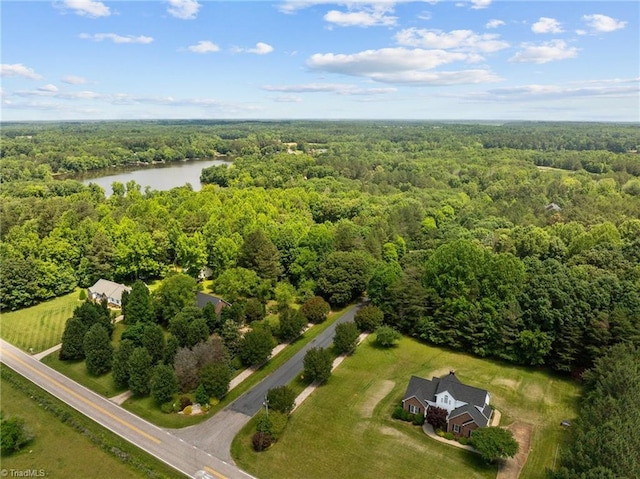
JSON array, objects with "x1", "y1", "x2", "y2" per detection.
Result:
[{"x1": 2, "y1": 121, "x2": 640, "y2": 381}]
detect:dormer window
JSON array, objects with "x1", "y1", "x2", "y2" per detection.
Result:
[{"x1": 444, "y1": 395, "x2": 449, "y2": 404}]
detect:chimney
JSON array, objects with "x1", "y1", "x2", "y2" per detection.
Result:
[{"x1": 449, "y1": 370, "x2": 455, "y2": 375}]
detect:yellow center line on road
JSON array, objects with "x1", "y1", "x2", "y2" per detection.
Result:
[
  {"x1": 2, "y1": 349, "x2": 161, "y2": 445},
  {"x1": 204, "y1": 466, "x2": 229, "y2": 479}
]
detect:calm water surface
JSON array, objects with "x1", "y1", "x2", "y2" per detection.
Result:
[{"x1": 78, "y1": 158, "x2": 230, "y2": 196}]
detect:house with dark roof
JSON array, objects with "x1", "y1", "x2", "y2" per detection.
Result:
[
  {"x1": 87, "y1": 279, "x2": 131, "y2": 308},
  {"x1": 196, "y1": 292, "x2": 231, "y2": 317},
  {"x1": 401, "y1": 371, "x2": 492, "y2": 438}
]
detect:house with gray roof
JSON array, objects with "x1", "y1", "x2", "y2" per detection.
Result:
[
  {"x1": 87, "y1": 279, "x2": 131, "y2": 308},
  {"x1": 196, "y1": 292, "x2": 231, "y2": 317},
  {"x1": 402, "y1": 371, "x2": 492, "y2": 438}
]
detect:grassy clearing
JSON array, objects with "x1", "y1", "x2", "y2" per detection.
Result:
[
  {"x1": 0, "y1": 290, "x2": 81, "y2": 353},
  {"x1": 0, "y1": 366, "x2": 183, "y2": 479},
  {"x1": 232, "y1": 336, "x2": 580, "y2": 479}
]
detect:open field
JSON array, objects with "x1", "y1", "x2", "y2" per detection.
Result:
[
  {"x1": 232, "y1": 336, "x2": 580, "y2": 479},
  {"x1": 0, "y1": 290, "x2": 80, "y2": 353},
  {"x1": 0, "y1": 366, "x2": 183, "y2": 479}
]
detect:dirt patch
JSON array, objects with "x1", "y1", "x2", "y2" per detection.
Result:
[
  {"x1": 492, "y1": 378, "x2": 520, "y2": 390},
  {"x1": 429, "y1": 367, "x2": 454, "y2": 380},
  {"x1": 496, "y1": 422, "x2": 533, "y2": 479},
  {"x1": 360, "y1": 380, "x2": 395, "y2": 418}
]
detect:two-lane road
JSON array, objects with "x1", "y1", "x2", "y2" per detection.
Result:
[{"x1": 0, "y1": 339, "x2": 253, "y2": 479}]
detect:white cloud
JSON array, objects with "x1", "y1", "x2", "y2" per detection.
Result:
[
  {"x1": 1, "y1": 63, "x2": 43, "y2": 80},
  {"x1": 582, "y1": 14, "x2": 627, "y2": 33},
  {"x1": 368, "y1": 69, "x2": 500, "y2": 85},
  {"x1": 448, "y1": 78, "x2": 640, "y2": 102},
  {"x1": 188, "y1": 41, "x2": 220, "y2": 53},
  {"x1": 324, "y1": 5, "x2": 397, "y2": 27},
  {"x1": 470, "y1": 0, "x2": 491, "y2": 10},
  {"x1": 308, "y1": 48, "x2": 476, "y2": 76},
  {"x1": 60, "y1": 0, "x2": 110, "y2": 18},
  {"x1": 79, "y1": 33, "x2": 154, "y2": 44},
  {"x1": 531, "y1": 17, "x2": 564, "y2": 34},
  {"x1": 38, "y1": 84, "x2": 59, "y2": 93},
  {"x1": 279, "y1": 0, "x2": 403, "y2": 14},
  {"x1": 263, "y1": 83, "x2": 397, "y2": 95},
  {"x1": 509, "y1": 40, "x2": 579, "y2": 64},
  {"x1": 395, "y1": 28, "x2": 509, "y2": 53},
  {"x1": 62, "y1": 75, "x2": 87, "y2": 85},
  {"x1": 273, "y1": 95, "x2": 302, "y2": 103},
  {"x1": 167, "y1": 0, "x2": 201, "y2": 20},
  {"x1": 234, "y1": 42, "x2": 274, "y2": 55},
  {"x1": 486, "y1": 19, "x2": 505, "y2": 29}
]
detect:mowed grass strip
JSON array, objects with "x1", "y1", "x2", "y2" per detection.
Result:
[
  {"x1": 0, "y1": 290, "x2": 81, "y2": 353},
  {"x1": 232, "y1": 336, "x2": 581, "y2": 479},
  {"x1": 0, "y1": 368, "x2": 183, "y2": 479}
]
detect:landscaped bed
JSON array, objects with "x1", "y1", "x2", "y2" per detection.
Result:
[{"x1": 232, "y1": 335, "x2": 580, "y2": 479}]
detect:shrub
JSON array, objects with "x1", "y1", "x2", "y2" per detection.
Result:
[
  {"x1": 444, "y1": 432, "x2": 455, "y2": 440},
  {"x1": 269, "y1": 411, "x2": 289, "y2": 440},
  {"x1": 195, "y1": 383, "x2": 209, "y2": 406},
  {"x1": 160, "y1": 402, "x2": 174, "y2": 414},
  {"x1": 436, "y1": 429, "x2": 445, "y2": 437},
  {"x1": 183, "y1": 405, "x2": 193, "y2": 415},
  {"x1": 375, "y1": 325, "x2": 401, "y2": 348},
  {"x1": 426, "y1": 406, "x2": 448, "y2": 431},
  {"x1": 392, "y1": 405, "x2": 412, "y2": 422},
  {"x1": 300, "y1": 296, "x2": 330, "y2": 324},
  {"x1": 0, "y1": 413, "x2": 33, "y2": 454},
  {"x1": 252, "y1": 432, "x2": 274, "y2": 452},
  {"x1": 354, "y1": 305, "x2": 383, "y2": 332},
  {"x1": 256, "y1": 412, "x2": 273, "y2": 434},
  {"x1": 79, "y1": 289, "x2": 87, "y2": 300},
  {"x1": 412, "y1": 414, "x2": 425, "y2": 426},
  {"x1": 266, "y1": 386, "x2": 296, "y2": 415},
  {"x1": 179, "y1": 396, "x2": 192, "y2": 410},
  {"x1": 458, "y1": 437, "x2": 469, "y2": 445}
]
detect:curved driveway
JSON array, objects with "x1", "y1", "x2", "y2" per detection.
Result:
[{"x1": 171, "y1": 302, "x2": 365, "y2": 461}]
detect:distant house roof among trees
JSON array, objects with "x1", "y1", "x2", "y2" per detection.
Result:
[
  {"x1": 195, "y1": 292, "x2": 231, "y2": 314},
  {"x1": 545, "y1": 202, "x2": 562, "y2": 212},
  {"x1": 87, "y1": 279, "x2": 131, "y2": 307}
]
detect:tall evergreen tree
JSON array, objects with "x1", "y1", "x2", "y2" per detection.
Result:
[
  {"x1": 123, "y1": 280, "x2": 154, "y2": 324},
  {"x1": 83, "y1": 323, "x2": 113, "y2": 376},
  {"x1": 238, "y1": 230, "x2": 282, "y2": 281}
]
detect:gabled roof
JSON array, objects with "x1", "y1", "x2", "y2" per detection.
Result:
[
  {"x1": 196, "y1": 291, "x2": 231, "y2": 310},
  {"x1": 434, "y1": 372, "x2": 488, "y2": 407},
  {"x1": 88, "y1": 279, "x2": 131, "y2": 302},
  {"x1": 448, "y1": 404, "x2": 492, "y2": 428},
  {"x1": 402, "y1": 375, "x2": 438, "y2": 408}
]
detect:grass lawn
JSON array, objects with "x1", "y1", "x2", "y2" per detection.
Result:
[
  {"x1": 41, "y1": 354, "x2": 127, "y2": 398},
  {"x1": 0, "y1": 367, "x2": 184, "y2": 479},
  {"x1": 232, "y1": 336, "x2": 580, "y2": 479},
  {"x1": 0, "y1": 289, "x2": 81, "y2": 353}
]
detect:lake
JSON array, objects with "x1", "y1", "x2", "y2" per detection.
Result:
[{"x1": 76, "y1": 158, "x2": 231, "y2": 196}]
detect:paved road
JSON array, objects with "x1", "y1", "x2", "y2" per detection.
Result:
[
  {"x1": 0, "y1": 339, "x2": 254, "y2": 479},
  {"x1": 171, "y1": 302, "x2": 365, "y2": 461}
]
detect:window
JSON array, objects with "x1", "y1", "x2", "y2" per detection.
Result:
[
  {"x1": 409, "y1": 405, "x2": 420, "y2": 414},
  {"x1": 444, "y1": 395, "x2": 449, "y2": 404},
  {"x1": 453, "y1": 424, "x2": 460, "y2": 433}
]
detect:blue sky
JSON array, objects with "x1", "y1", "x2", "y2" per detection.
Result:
[{"x1": 1, "y1": 0, "x2": 638, "y2": 121}]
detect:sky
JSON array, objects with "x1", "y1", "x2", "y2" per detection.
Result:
[{"x1": 1, "y1": 0, "x2": 638, "y2": 121}]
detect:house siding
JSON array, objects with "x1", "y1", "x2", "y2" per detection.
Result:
[
  {"x1": 447, "y1": 412, "x2": 479, "y2": 438},
  {"x1": 402, "y1": 397, "x2": 424, "y2": 416}
]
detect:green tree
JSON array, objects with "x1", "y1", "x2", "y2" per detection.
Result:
[
  {"x1": 112, "y1": 339, "x2": 135, "y2": 388},
  {"x1": 245, "y1": 298, "x2": 266, "y2": 323},
  {"x1": 317, "y1": 251, "x2": 373, "y2": 307},
  {"x1": 150, "y1": 364, "x2": 178, "y2": 405},
  {"x1": 0, "y1": 412, "x2": 33, "y2": 454},
  {"x1": 142, "y1": 323, "x2": 166, "y2": 365},
  {"x1": 239, "y1": 326, "x2": 275, "y2": 367},
  {"x1": 186, "y1": 318, "x2": 210, "y2": 348},
  {"x1": 375, "y1": 325, "x2": 401, "y2": 347},
  {"x1": 301, "y1": 296, "x2": 330, "y2": 324},
  {"x1": 195, "y1": 383, "x2": 209, "y2": 405},
  {"x1": 199, "y1": 362, "x2": 232, "y2": 400},
  {"x1": 277, "y1": 306, "x2": 307, "y2": 342},
  {"x1": 303, "y1": 347, "x2": 332, "y2": 384},
  {"x1": 238, "y1": 230, "x2": 282, "y2": 281},
  {"x1": 123, "y1": 280, "x2": 154, "y2": 324},
  {"x1": 59, "y1": 316, "x2": 88, "y2": 360},
  {"x1": 333, "y1": 321, "x2": 359, "y2": 355},
  {"x1": 354, "y1": 304, "x2": 384, "y2": 332},
  {"x1": 174, "y1": 347, "x2": 198, "y2": 393},
  {"x1": 153, "y1": 273, "x2": 197, "y2": 324},
  {"x1": 266, "y1": 386, "x2": 296, "y2": 415},
  {"x1": 128, "y1": 347, "x2": 153, "y2": 396},
  {"x1": 83, "y1": 323, "x2": 113, "y2": 376},
  {"x1": 471, "y1": 427, "x2": 519, "y2": 463}
]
